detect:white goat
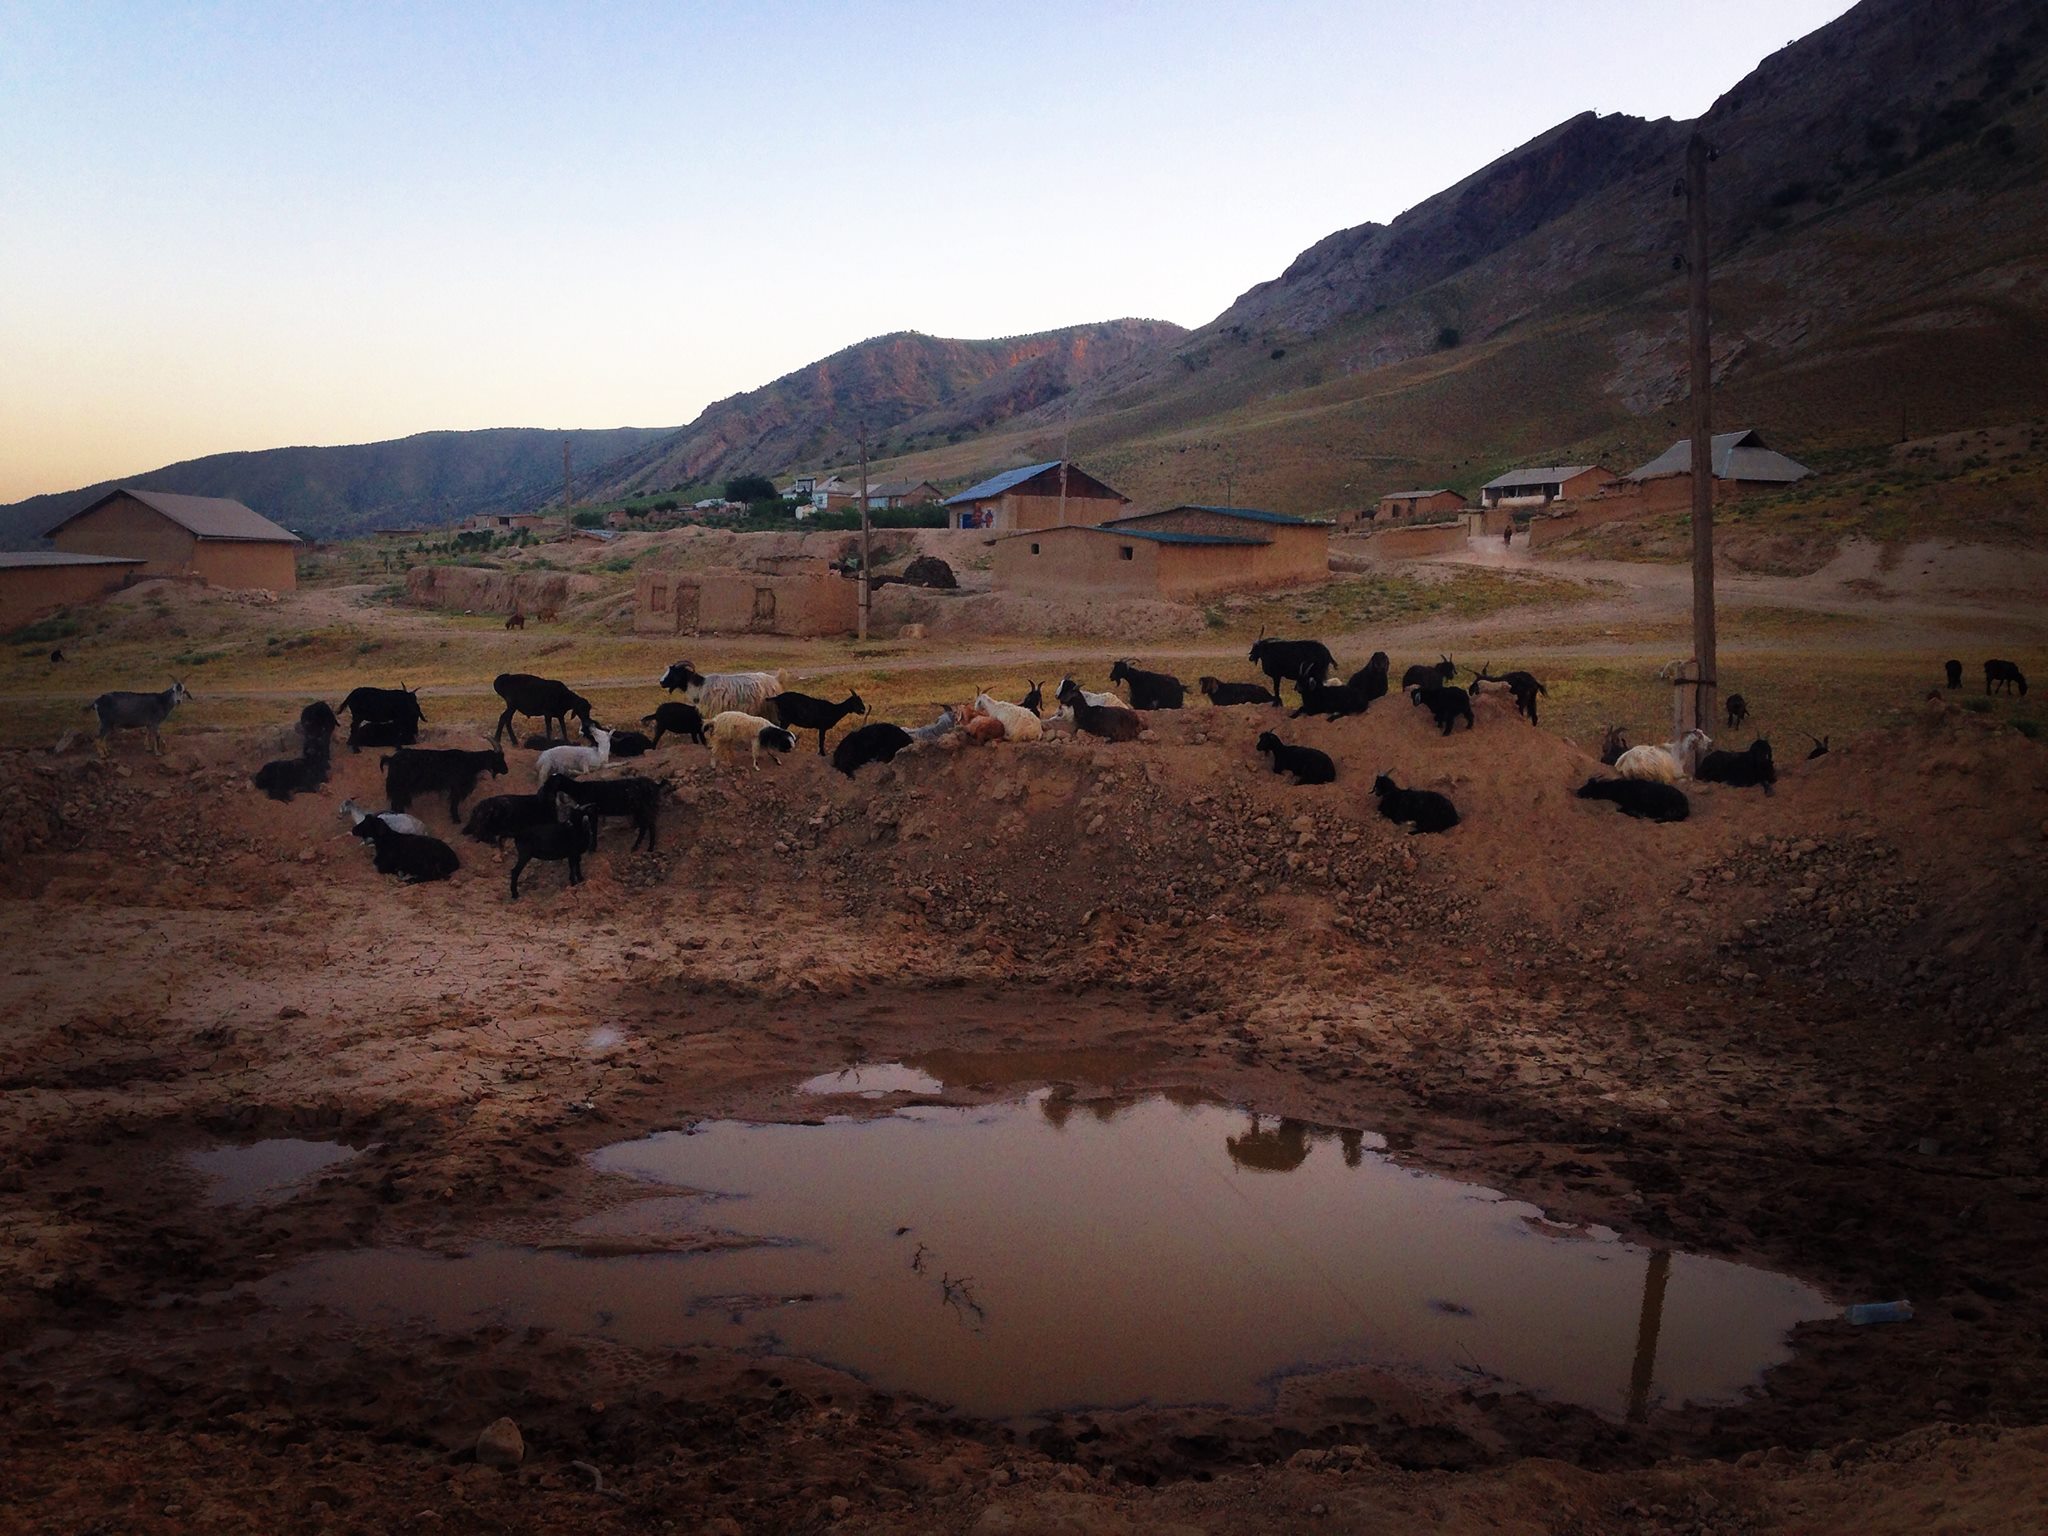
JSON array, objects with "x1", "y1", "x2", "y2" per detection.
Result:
[
  {"x1": 337, "y1": 798, "x2": 428, "y2": 837},
  {"x1": 1615, "y1": 728, "x2": 1710, "y2": 783},
  {"x1": 975, "y1": 692, "x2": 1044, "y2": 743},
  {"x1": 534, "y1": 726, "x2": 613, "y2": 785},
  {"x1": 1058, "y1": 675, "x2": 1131, "y2": 710},
  {"x1": 706, "y1": 710, "x2": 795, "y2": 770},
  {"x1": 662, "y1": 661, "x2": 782, "y2": 718}
]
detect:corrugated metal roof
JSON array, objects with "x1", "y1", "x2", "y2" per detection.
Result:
[
  {"x1": 1482, "y1": 465, "x2": 1597, "y2": 490},
  {"x1": 1627, "y1": 429, "x2": 1812, "y2": 483},
  {"x1": 942, "y1": 461, "x2": 1063, "y2": 505},
  {"x1": 1378, "y1": 489, "x2": 1455, "y2": 501},
  {"x1": 995, "y1": 526, "x2": 1268, "y2": 547},
  {"x1": 1127, "y1": 504, "x2": 1314, "y2": 526},
  {"x1": 0, "y1": 551, "x2": 144, "y2": 568},
  {"x1": 51, "y1": 488, "x2": 300, "y2": 542}
]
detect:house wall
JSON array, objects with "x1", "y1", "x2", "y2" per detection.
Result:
[
  {"x1": 634, "y1": 566, "x2": 858, "y2": 637},
  {"x1": 50, "y1": 497, "x2": 199, "y2": 574},
  {"x1": 0, "y1": 562, "x2": 140, "y2": 631},
  {"x1": 991, "y1": 530, "x2": 1164, "y2": 594},
  {"x1": 1376, "y1": 491, "x2": 1467, "y2": 523},
  {"x1": 1361, "y1": 521, "x2": 1469, "y2": 559},
  {"x1": 1152, "y1": 539, "x2": 1313, "y2": 599},
  {"x1": 188, "y1": 540, "x2": 298, "y2": 591}
]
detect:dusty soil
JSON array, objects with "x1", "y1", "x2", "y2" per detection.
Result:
[{"x1": 2, "y1": 664, "x2": 2046, "y2": 1532}]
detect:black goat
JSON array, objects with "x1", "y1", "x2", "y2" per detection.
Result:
[
  {"x1": 1695, "y1": 738, "x2": 1776, "y2": 794},
  {"x1": 1985, "y1": 659, "x2": 2028, "y2": 696},
  {"x1": 1471, "y1": 663, "x2": 1546, "y2": 724},
  {"x1": 492, "y1": 672, "x2": 594, "y2": 746},
  {"x1": 1599, "y1": 724, "x2": 1630, "y2": 765},
  {"x1": 1110, "y1": 659, "x2": 1185, "y2": 710},
  {"x1": 461, "y1": 792, "x2": 562, "y2": 848},
  {"x1": 508, "y1": 807, "x2": 597, "y2": 899},
  {"x1": 1019, "y1": 679, "x2": 1048, "y2": 715},
  {"x1": 1408, "y1": 683, "x2": 1474, "y2": 735},
  {"x1": 768, "y1": 689, "x2": 867, "y2": 754},
  {"x1": 1249, "y1": 636, "x2": 1335, "y2": 690},
  {"x1": 604, "y1": 729, "x2": 655, "y2": 759},
  {"x1": 1057, "y1": 680, "x2": 1145, "y2": 741},
  {"x1": 252, "y1": 736, "x2": 331, "y2": 803},
  {"x1": 833, "y1": 721, "x2": 913, "y2": 777},
  {"x1": 1372, "y1": 774, "x2": 1459, "y2": 833},
  {"x1": 357, "y1": 817, "x2": 461, "y2": 883},
  {"x1": 1291, "y1": 673, "x2": 1376, "y2": 719},
  {"x1": 1725, "y1": 693, "x2": 1749, "y2": 730},
  {"x1": 1255, "y1": 731, "x2": 1334, "y2": 785},
  {"x1": 1945, "y1": 659, "x2": 1963, "y2": 690},
  {"x1": 1346, "y1": 652, "x2": 1391, "y2": 706},
  {"x1": 348, "y1": 715, "x2": 418, "y2": 753},
  {"x1": 1400, "y1": 655, "x2": 1456, "y2": 691},
  {"x1": 298, "y1": 700, "x2": 339, "y2": 746},
  {"x1": 543, "y1": 772, "x2": 665, "y2": 851},
  {"x1": 642, "y1": 702, "x2": 708, "y2": 747},
  {"x1": 1199, "y1": 676, "x2": 1279, "y2": 707},
  {"x1": 1576, "y1": 776, "x2": 1689, "y2": 823},
  {"x1": 339, "y1": 685, "x2": 424, "y2": 729},
  {"x1": 382, "y1": 746, "x2": 508, "y2": 818}
]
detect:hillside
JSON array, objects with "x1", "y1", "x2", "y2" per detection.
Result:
[
  {"x1": 575, "y1": 320, "x2": 1188, "y2": 502},
  {"x1": 0, "y1": 426, "x2": 677, "y2": 549},
  {"x1": 850, "y1": 0, "x2": 2048, "y2": 528}
]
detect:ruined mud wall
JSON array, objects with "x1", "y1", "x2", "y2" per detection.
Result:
[{"x1": 404, "y1": 565, "x2": 598, "y2": 615}]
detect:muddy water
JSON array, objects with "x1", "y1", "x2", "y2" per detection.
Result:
[
  {"x1": 184, "y1": 1140, "x2": 363, "y2": 1206},
  {"x1": 262, "y1": 1093, "x2": 1831, "y2": 1419}
]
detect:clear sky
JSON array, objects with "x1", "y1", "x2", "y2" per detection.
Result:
[{"x1": 0, "y1": 0, "x2": 1859, "y2": 502}]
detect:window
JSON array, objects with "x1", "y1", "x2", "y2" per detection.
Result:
[
  {"x1": 1030, "y1": 542, "x2": 1040, "y2": 554},
  {"x1": 1119, "y1": 545, "x2": 1134, "y2": 561}
]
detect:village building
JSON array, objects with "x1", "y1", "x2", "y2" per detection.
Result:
[
  {"x1": 463, "y1": 512, "x2": 550, "y2": 534},
  {"x1": 634, "y1": 557, "x2": 858, "y2": 638},
  {"x1": 1372, "y1": 488, "x2": 1468, "y2": 524},
  {"x1": 1624, "y1": 429, "x2": 1814, "y2": 508},
  {"x1": 780, "y1": 474, "x2": 860, "y2": 517},
  {"x1": 0, "y1": 551, "x2": 145, "y2": 631},
  {"x1": 991, "y1": 505, "x2": 1328, "y2": 601},
  {"x1": 45, "y1": 488, "x2": 300, "y2": 590},
  {"x1": 374, "y1": 525, "x2": 431, "y2": 540},
  {"x1": 1479, "y1": 464, "x2": 1616, "y2": 508},
  {"x1": 942, "y1": 460, "x2": 1130, "y2": 531},
  {"x1": 863, "y1": 479, "x2": 943, "y2": 510}
]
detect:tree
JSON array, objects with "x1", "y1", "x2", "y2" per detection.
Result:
[
  {"x1": 571, "y1": 509, "x2": 604, "y2": 529},
  {"x1": 1436, "y1": 326, "x2": 1462, "y2": 350},
  {"x1": 724, "y1": 474, "x2": 778, "y2": 504}
]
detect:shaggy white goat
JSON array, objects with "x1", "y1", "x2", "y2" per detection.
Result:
[
  {"x1": 662, "y1": 662, "x2": 782, "y2": 718},
  {"x1": 974, "y1": 692, "x2": 1044, "y2": 743},
  {"x1": 534, "y1": 726, "x2": 613, "y2": 785},
  {"x1": 1615, "y1": 728, "x2": 1710, "y2": 783}
]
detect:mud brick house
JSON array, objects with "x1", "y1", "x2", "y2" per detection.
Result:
[
  {"x1": 46, "y1": 488, "x2": 300, "y2": 590},
  {"x1": 942, "y1": 460, "x2": 1130, "y2": 532},
  {"x1": 1625, "y1": 429, "x2": 1813, "y2": 509},
  {"x1": 1370, "y1": 488, "x2": 1469, "y2": 526},
  {"x1": 992, "y1": 505, "x2": 1328, "y2": 600},
  {"x1": 1479, "y1": 464, "x2": 1617, "y2": 509},
  {"x1": 0, "y1": 551, "x2": 145, "y2": 630}
]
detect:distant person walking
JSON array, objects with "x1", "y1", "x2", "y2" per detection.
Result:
[{"x1": 1502, "y1": 523, "x2": 1513, "y2": 548}]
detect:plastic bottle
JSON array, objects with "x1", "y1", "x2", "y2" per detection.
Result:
[{"x1": 1844, "y1": 1300, "x2": 1913, "y2": 1325}]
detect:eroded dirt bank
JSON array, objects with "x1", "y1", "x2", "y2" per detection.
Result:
[{"x1": 1, "y1": 696, "x2": 2044, "y2": 1533}]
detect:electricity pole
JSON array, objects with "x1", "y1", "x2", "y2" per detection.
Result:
[
  {"x1": 562, "y1": 439, "x2": 573, "y2": 511},
  {"x1": 1685, "y1": 134, "x2": 1718, "y2": 733},
  {"x1": 857, "y1": 423, "x2": 871, "y2": 641}
]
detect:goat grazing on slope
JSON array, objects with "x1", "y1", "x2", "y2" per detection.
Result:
[
  {"x1": 1400, "y1": 655, "x2": 1456, "y2": 692},
  {"x1": 707, "y1": 711, "x2": 796, "y2": 769},
  {"x1": 543, "y1": 772, "x2": 665, "y2": 850},
  {"x1": 1249, "y1": 635, "x2": 1336, "y2": 691},
  {"x1": 461, "y1": 792, "x2": 566, "y2": 849},
  {"x1": 1469, "y1": 663, "x2": 1546, "y2": 724},
  {"x1": 768, "y1": 689, "x2": 868, "y2": 754},
  {"x1": 1408, "y1": 683, "x2": 1474, "y2": 736},
  {"x1": 659, "y1": 661, "x2": 782, "y2": 716},
  {"x1": 1576, "y1": 776, "x2": 1689, "y2": 822},
  {"x1": 1200, "y1": 676, "x2": 1279, "y2": 707},
  {"x1": 642, "y1": 701, "x2": 708, "y2": 747},
  {"x1": 833, "y1": 721, "x2": 914, "y2": 777},
  {"x1": 338, "y1": 684, "x2": 424, "y2": 732},
  {"x1": 1255, "y1": 732, "x2": 1335, "y2": 785},
  {"x1": 491, "y1": 673, "x2": 595, "y2": 746},
  {"x1": 382, "y1": 745, "x2": 508, "y2": 818},
  {"x1": 1372, "y1": 774, "x2": 1459, "y2": 834},
  {"x1": 1109, "y1": 659, "x2": 1185, "y2": 710},
  {"x1": 1985, "y1": 659, "x2": 2028, "y2": 696},
  {"x1": 508, "y1": 805, "x2": 597, "y2": 899},
  {"x1": 87, "y1": 681, "x2": 191, "y2": 758}
]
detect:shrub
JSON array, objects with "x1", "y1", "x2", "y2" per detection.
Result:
[
  {"x1": 6, "y1": 612, "x2": 80, "y2": 645},
  {"x1": 571, "y1": 509, "x2": 604, "y2": 529},
  {"x1": 2013, "y1": 718, "x2": 2040, "y2": 740},
  {"x1": 725, "y1": 474, "x2": 778, "y2": 504},
  {"x1": 1436, "y1": 326, "x2": 1462, "y2": 349}
]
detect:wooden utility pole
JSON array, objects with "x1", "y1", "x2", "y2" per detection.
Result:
[
  {"x1": 857, "y1": 423, "x2": 871, "y2": 641},
  {"x1": 1056, "y1": 404, "x2": 1073, "y2": 528},
  {"x1": 1685, "y1": 134, "x2": 1718, "y2": 733},
  {"x1": 1626, "y1": 1248, "x2": 1672, "y2": 1424},
  {"x1": 562, "y1": 439, "x2": 573, "y2": 511}
]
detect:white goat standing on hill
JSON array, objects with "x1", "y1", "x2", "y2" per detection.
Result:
[{"x1": 534, "y1": 726, "x2": 612, "y2": 786}]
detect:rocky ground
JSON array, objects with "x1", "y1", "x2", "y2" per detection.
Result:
[{"x1": 1, "y1": 688, "x2": 2045, "y2": 1533}]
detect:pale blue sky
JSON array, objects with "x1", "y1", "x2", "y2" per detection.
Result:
[{"x1": 0, "y1": 0, "x2": 1859, "y2": 499}]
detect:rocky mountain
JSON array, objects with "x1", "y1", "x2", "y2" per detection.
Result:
[
  {"x1": 861, "y1": 0, "x2": 2048, "y2": 520},
  {"x1": 573, "y1": 320, "x2": 1188, "y2": 503},
  {"x1": 0, "y1": 426, "x2": 676, "y2": 549}
]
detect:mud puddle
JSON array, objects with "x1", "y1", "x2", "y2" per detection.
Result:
[
  {"x1": 183, "y1": 1139, "x2": 364, "y2": 1206},
  {"x1": 795, "y1": 1049, "x2": 1156, "y2": 1100},
  {"x1": 257, "y1": 1092, "x2": 1832, "y2": 1419}
]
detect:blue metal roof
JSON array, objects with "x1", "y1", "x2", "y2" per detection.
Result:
[
  {"x1": 943, "y1": 460, "x2": 1063, "y2": 505},
  {"x1": 1134, "y1": 504, "x2": 1312, "y2": 526}
]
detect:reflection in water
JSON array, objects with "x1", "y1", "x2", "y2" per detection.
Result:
[
  {"x1": 263, "y1": 1094, "x2": 1832, "y2": 1420},
  {"x1": 185, "y1": 1140, "x2": 363, "y2": 1206}
]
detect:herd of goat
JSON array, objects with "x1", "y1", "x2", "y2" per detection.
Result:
[{"x1": 73, "y1": 644, "x2": 2029, "y2": 895}]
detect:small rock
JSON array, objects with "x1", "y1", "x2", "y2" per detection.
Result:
[
  {"x1": 475, "y1": 1416, "x2": 524, "y2": 1468},
  {"x1": 827, "y1": 1495, "x2": 850, "y2": 1519}
]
